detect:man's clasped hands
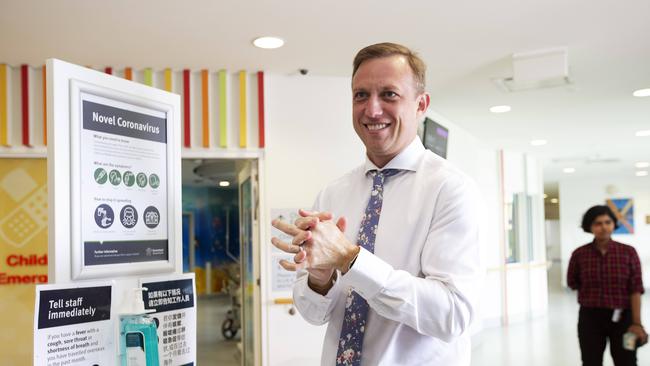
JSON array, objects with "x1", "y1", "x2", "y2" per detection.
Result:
[{"x1": 271, "y1": 209, "x2": 361, "y2": 293}]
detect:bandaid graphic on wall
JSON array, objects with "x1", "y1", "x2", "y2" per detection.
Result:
[{"x1": 0, "y1": 171, "x2": 47, "y2": 248}]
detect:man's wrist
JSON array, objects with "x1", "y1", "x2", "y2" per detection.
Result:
[
  {"x1": 308, "y1": 272, "x2": 336, "y2": 295},
  {"x1": 338, "y1": 245, "x2": 361, "y2": 274}
]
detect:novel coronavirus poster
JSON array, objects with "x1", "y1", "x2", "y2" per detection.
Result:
[{"x1": 79, "y1": 93, "x2": 168, "y2": 266}]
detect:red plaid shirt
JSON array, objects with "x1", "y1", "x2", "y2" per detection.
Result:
[{"x1": 567, "y1": 240, "x2": 644, "y2": 309}]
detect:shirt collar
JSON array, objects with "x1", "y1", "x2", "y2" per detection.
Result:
[{"x1": 363, "y1": 137, "x2": 425, "y2": 174}]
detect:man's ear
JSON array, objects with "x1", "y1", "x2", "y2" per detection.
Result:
[{"x1": 417, "y1": 92, "x2": 430, "y2": 115}]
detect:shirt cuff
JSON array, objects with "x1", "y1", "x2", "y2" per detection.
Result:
[
  {"x1": 295, "y1": 271, "x2": 340, "y2": 305},
  {"x1": 341, "y1": 247, "x2": 393, "y2": 299}
]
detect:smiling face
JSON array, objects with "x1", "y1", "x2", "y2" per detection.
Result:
[{"x1": 352, "y1": 55, "x2": 430, "y2": 167}]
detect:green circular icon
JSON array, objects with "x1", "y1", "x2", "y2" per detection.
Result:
[
  {"x1": 94, "y1": 168, "x2": 107, "y2": 184},
  {"x1": 149, "y1": 174, "x2": 160, "y2": 189},
  {"x1": 109, "y1": 170, "x2": 122, "y2": 186},
  {"x1": 136, "y1": 173, "x2": 148, "y2": 188},
  {"x1": 123, "y1": 171, "x2": 135, "y2": 187}
]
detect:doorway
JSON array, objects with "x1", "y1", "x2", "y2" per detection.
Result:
[{"x1": 181, "y1": 158, "x2": 261, "y2": 366}]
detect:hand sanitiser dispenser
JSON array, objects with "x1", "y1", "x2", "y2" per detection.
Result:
[{"x1": 120, "y1": 287, "x2": 160, "y2": 366}]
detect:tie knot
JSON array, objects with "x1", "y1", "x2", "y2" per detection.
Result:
[{"x1": 368, "y1": 169, "x2": 401, "y2": 186}]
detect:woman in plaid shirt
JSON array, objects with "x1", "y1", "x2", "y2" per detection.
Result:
[{"x1": 568, "y1": 205, "x2": 648, "y2": 366}]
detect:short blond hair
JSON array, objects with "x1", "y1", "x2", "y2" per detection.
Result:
[{"x1": 352, "y1": 42, "x2": 426, "y2": 93}]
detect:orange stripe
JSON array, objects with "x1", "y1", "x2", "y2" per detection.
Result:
[
  {"x1": 125, "y1": 67, "x2": 133, "y2": 81},
  {"x1": 43, "y1": 65, "x2": 47, "y2": 146},
  {"x1": 0, "y1": 64, "x2": 7, "y2": 146},
  {"x1": 201, "y1": 70, "x2": 209, "y2": 147}
]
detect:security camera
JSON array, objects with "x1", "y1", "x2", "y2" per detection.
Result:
[{"x1": 299, "y1": 68, "x2": 309, "y2": 75}]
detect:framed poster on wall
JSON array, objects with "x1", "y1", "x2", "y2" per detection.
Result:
[{"x1": 47, "y1": 59, "x2": 181, "y2": 282}]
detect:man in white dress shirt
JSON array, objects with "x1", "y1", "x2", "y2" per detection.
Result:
[{"x1": 271, "y1": 42, "x2": 480, "y2": 365}]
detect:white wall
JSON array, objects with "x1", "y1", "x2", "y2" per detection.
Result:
[
  {"x1": 559, "y1": 176, "x2": 650, "y2": 288},
  {"x1": 262, "y1": 73, "x2": 363, "y2": 366}
]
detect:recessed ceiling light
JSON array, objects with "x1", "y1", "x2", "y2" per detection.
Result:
[
  {"x1": 489, "y1": 105, "x2": 511, "y2": 113},
  {"x1": 550, "y1": 198, "x2": 559, "y2": 204},
  {"x1": 636, "y1": 171, "x2": 648, "y2": 177},
  {"x1": 530, "y1": 139, "x2": 547, "y2": 146},
  {"x1": 633, "y1": 88, "x2": 650, "y2": 97},
  {"x1": 219, "y1": 181, "x2": 230, "y2": 187},
  {"x1": 563, "y1": 167, "x2": 575, "y2": 173},
  {"x1": 543, "y1": 194, "x2": 548, "y2": 199},
  {"x1": 635, "y1": 162, "x2": 650, "y2": 168},
  {"x1": 252, "y1": 36, "x2": 284, "y2": 49},
  {"x1": 636, "y1": 130, "x2": 650, "y2": 137}
]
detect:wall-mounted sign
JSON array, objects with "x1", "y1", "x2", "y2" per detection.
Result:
[
  {"x1": 141, "y1": 274, "x2": 196, "y2": 366},
  {"x1": 47, "y1": 59, "x2": 181, "y2": 282},
  {"x1": 33, "y1": 281, "x2": 114, "y2": 366},
  {"x1": 79, "y1": 94, "x2": 169, "y2": 266},
  {"x1": 270, "y1": 209, "x2": 300, "y2": 292}
]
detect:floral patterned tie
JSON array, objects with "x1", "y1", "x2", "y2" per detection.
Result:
[{"x1": 336, "y1": 169, "x2": 401, "y2": 366}]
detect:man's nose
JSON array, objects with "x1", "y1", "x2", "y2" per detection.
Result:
[{"x1": 365, "y1": 95, "x2": 383, "y2": 118}]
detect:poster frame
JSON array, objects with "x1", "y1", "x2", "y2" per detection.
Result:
[{"x1": 47, "y1": 59, "x2": 182, "y2": 282}]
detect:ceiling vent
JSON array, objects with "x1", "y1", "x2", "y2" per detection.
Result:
[
  {"x1": 494, "y1": 47, "x2": 571, "y2": 92},
  {"x1": 551, "y1": 155, "x2": 620, "y2": 165}
]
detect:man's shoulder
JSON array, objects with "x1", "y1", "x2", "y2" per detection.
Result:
[{"x1": 418, "y1": 150, "x2": 475, "y2": 190}]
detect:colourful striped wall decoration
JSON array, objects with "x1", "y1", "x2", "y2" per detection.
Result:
[
  {"x1": 164, "y1": 68, "x2": 172, "y2": 92},
  {"x1": 239, "y1": 71, "x2": 247, "y2": 148},
  {"x1": 104, "y1": 67, "x2": 112, "y2": 75},
  {"x1": 42, "y1": 65, "x2": 47, "y2": 146},
  {"x1": 201, "y1": 70, "x2": 209, "y2": 148},
  {"x1": 218, "y1": 70, "x2": 227, "y2": 148},
  {"x1": 183, "y1": 69, "x2": 191, "y2": 147},
  {"x1": 21, "y1": 64, "x2": 30, "y2": 146},
  {"x1": 257, "y1": 71, "x2": 265, "y2": 148},
  {"x1": 0, "y1": 64, "x2": 8, "y2": 146},
  {"x1": 124, "y1": 67, "x2": 133, "y2": 81},
  {"x1": 144, "y1": 68, "x2": 153, "y2": 86}
]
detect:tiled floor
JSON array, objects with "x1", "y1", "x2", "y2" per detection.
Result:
[
  {"x1": 471, "y1": 267, "x2": 650, "y2": 366},
  {"x1": 197, "y1": 294, "x2": 240, "y2": 366},
  {"x1": 197, "y1": 272, "x2": 650, "y2": 365}
]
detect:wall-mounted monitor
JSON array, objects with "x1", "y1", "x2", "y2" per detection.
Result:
[{"x1": 422, "y1": 117, "x2": 448, "y2": 159}]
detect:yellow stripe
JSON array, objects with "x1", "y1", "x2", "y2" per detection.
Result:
[
  {"x1": 144, "y1": 68, "x2": 153, "y2": 86},
  {"x1": 0, "y1": 64, "x2": 7, "y2": 146},
  {"x1": 164, "y1": 68, "x2": 172, "y2": 92},
  {"x1": 201, "y1": 70, "x2": 209, "y2": 148},
  {"x1": 239, "y1": 71, "x2": 247, "y2": 148},
  {"x1": 219, "y1": 70, "x2": 227, "y2": 148}
]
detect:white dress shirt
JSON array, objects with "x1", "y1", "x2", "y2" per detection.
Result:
[{"x1": 293, "y1": 137, "x2": 480, "y2": 365}]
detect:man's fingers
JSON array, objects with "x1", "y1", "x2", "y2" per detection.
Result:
[
  {"x1": 299, "y1": 209, "x2": 333, "y2": 221},
  {"x1": 271, "y1": 237, "x2": 301, "y2": 254},
  {"x1": 336, "y1": 216, "x2": 347, "y2": 232},
  {"x1": 294, "y1": 249, "x2": 307, "y2": 263},
  {"x1": 279, "y1": 259, "x2": 306, "y2": 271},
  {"x1": 271, "y1": 218, "x2": 302, "y2": 236},
  {"x1": 295, "y1": 216, "x2": 319, "y2": 230},
  {"x1": 292, "y1": 230, "x2": 312, "y2": 245}
]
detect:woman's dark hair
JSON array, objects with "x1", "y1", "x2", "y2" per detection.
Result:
[{"x1": 581, "y1": 205, "x2": 619, "y2": 233}]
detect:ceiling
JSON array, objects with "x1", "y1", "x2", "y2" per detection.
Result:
[{"x1": 2, "y1": 0, "x2": 649, "y2": 182}]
